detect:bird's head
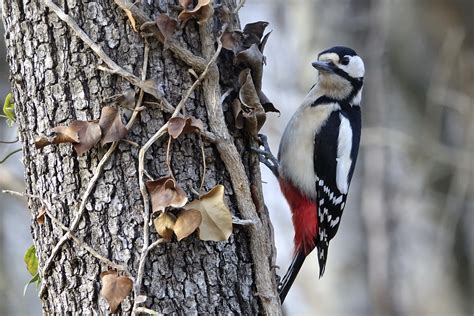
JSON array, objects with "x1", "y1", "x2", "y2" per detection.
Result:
[{"x1": 312, "y1": 46, "x2": 364, "y2": 103}]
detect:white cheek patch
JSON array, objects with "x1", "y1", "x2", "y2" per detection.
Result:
[
  {"x1": 340, "y1": 55, "x2": 365, "y2": 78},
  {"x1": 336, "y1": 114, "x2": 353, "y2": 194}
]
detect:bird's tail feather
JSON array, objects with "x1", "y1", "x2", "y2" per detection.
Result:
[{"x1": 279, "y1": 250, "x2": 306, "y2": 304}]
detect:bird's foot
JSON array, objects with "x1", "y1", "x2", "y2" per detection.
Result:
[{"x1": 251, "y1": 134, "x2": 280, "y2": 178}]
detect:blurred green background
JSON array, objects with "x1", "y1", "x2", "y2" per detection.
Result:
[{"x1": 1, "y1": 0, "x2": 473, "y2": 315}]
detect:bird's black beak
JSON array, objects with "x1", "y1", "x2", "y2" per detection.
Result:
[{"x1": 312, "y1": 60, "x2": 336, "y2": 73}]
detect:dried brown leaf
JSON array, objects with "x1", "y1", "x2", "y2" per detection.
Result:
[
  {"x1": 184, "y1": 185, "x2": 232, "y2": 241},
  {"x1": 34, "y1": 135, "x2": 52, "y2": 149},
  {"x1": 236, "y1": 44, "x2": 264, "y2": 91},
  {"x1": 146, "y1": 176, "x2": 188, "y2": 213},
  {"x1": 259, "y1": 30, "x2": 272, "y2": 54},
  {"x1": 231, "y1": 98, "x2": 244, "y2": 129},
  {"x1": 174, "y1": 209, "x2": 202, "y2": 241},
  {"x1": 178, "y1": 0, "x2": 213, "y2": 24},
  {"x1": 221, "y1": 31, "x2": 244, "y2": 53},
  {"x1": 243, "y1": 21, "x2": 269, "y2": 42},
  {"x1": 36, "y1": 207, "x2": 46, "y2": 225},
  {"x1": 98, "y1": 106, "x2": 128, "y2": 146},
  {"x1": 155, "y1": 14, "x2": 177, "y2": 41},
  {"x1": 258, "y1": 90, "x2": 280, "y2": 114},
  {"x1": 153, "y1": 212, "x2": 176, "y2": 240},
  {"x1": 238, "y1": 69, "x2": 266, "y2": 135},
  {"x1": 52, "y1": 125, "x2": 80, "y2": 144},
  {"x1": 167, "y1": 117, "x2": 204, "y2": 139},
  {"x1": 124, "y1": 8, "x2": 138, "y2": 32},
  {"x1": 70, "y1": 120, "x2": 102, "y2": 155},
  {"x1": 167, "y1": 117, "x2": 187, "y2": 139},
  {"x1": 179, "y1": 0, "x2": 193, "y2": 9},
  {"x1": 100, "y1": 271, "x2": 133, "y2": 313}
]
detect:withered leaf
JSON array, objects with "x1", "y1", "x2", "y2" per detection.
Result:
[
  {"x1": 174, "y1": 208, "x2": 202, "y2": 241},
  {"x1": 35, "y1": 123, "x2": 81, "y2": 149},
  {"x1": 98, "y1": 106, "x2": 128, "y2": 146},
  {"x1": 155, "y1": 14, "x2": 177, "y2": 41},
  {"x1": 258, "y1": 90, "x2": 280, "y2": 114},
  {"x1": 35, "y1": 120, "x2": 102, "y2": 154},
  {"x1": 231, "y1": 98, "x2": 244, "y2": 129},
  {"x1": 236, "y1": 44, "x2": 264, "y2": 92},
  {"x1": 178, "y1": 0, "x2": 214, "y2": 24},
  {"x1": 243, "y1": 21, "x2": 269, "y2": 42},
  {"x1": 179, "y1": 0, "x2": 193, "y2": 9},
  {"x1": 259, "y1": 30, "x2": 272, "y2": 54},
  {"x1": 167, "y1": 117, "x2": 204, "y2": 139},
  {"x1": 71, "y1": 120, "x2": 102, "y2": 155},
  {"x1": 36, "y1": 207, "x2": 46, "y2": 225},
  {"x1": 238, "y1": 69, "x2": 266, "y2": 135},
  {"x1": 153, "y1": 212, "x2": 176, "y2": 240},
  {"x1": 52, "y1": 125, "x2": 81, "y2": 144},
  {"x1": 146, "y1": 176, "x2": 188, "y2": 213},
  {"x1": 184, "y1": 185, "x2": 232, "y2": 241},
  {"x1": 221, "y1": 31, "x2": 244, "y2": 53},
  {"x1": 100, "y1": 271, "x2": 133, "y2": 314}
]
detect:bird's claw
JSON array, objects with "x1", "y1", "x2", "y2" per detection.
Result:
[{"x1": 252, "y1": 134, "x2": 279, "y2": 178}]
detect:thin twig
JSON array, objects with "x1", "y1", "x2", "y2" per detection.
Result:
[
  {"x1": 198, "y1": 22, "x2": 281, "y2": 314},
  {"x1": 38, "y1": 43, "x2": 152, "y2": 298},
  {"x1": 43, "y1": 0, "x2": 172, "y2": 109},
  {"x1": 132, "y1": 26, "x2": 227, "y2": 315},
  {"x1": 233, "y1": 0, "x2": 246, "y2": 14},
  {"x1": 114, "y1": 0, "x2": 207, "y2": 72},
  {"x1": 0, "y1": 148, "x2": 21, "y2": 164},
  {"x1": 232, "y1": 216, "x2": 256, "y2": 226},
  {"x1": 0, "y1": 137, "x2": 19, "y2": 144},
  {"x1": 198, "y1": 134, "x2": 206, "y2": 194},
  {"x1": 45, "y1": 210, "x2": 128, "y2": 273},
  {"x1": 134, "y1": 307, "x2": 163, "y2": 316}
]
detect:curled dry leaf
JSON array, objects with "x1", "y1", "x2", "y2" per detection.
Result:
[
  {"x1": 174, "y1": 209, "x2": 202, "y2": 241},
  {"x1": 258, "y1": 90, "x2": 280, "y2": 114},
  {"x1": 98, "y1": 106, "x2": 128, "y2": 146},
  {"x1": 178, "y1": 0, "x2": 214, "y2": 24},
  {"x1": 146, "y1": 176, "x2": 188, "y2": 213},
  {"x1": 221, "y1": 31, "x2": 245, "y2": 54},
  {"x1": 167, "y1": 116, "x2": 204, "y2": 139},
  {"x1": 231, "y1": 98, "x2": 244, "y2": 129},
  {"x1": 36, "y1": 207, "x2": 46, "y2": 225},
  {"x1": 35, "y1": 120, "x2": 102, "y2": 155},
  {"x1": 100, "y1": 271, "x2": 133, "y2": 314},
  {"x1": 155, "y1": 14, "x2": 177, "y2": 42},
  {"x1": 153, "y1": 212, "x2": 176, "y2": 240},
  {"x1": 184, "y1": 185, "x2": 232, "y2": 241},
  {"x1": 179, "y1": 0, "x2": 193, "y2": 9},
  {"x1": 236, "y1": 44, "x2": 264, "y2": 91},
  {"x1": 71, "y1": 120, "x2": 102, "y2": 155},
  {"x1": 238, "y1": 69, "x2": 266, "y2": 135},
  {"x1": 242, "y1": 21, "x2": 269, "y2": 44}
]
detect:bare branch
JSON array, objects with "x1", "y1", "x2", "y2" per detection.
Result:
[
  {"x1": 38, "y1": 42, "x2": 152, "y2": 298},
  {"x1": 114, "y1": 0, "x2": 207, "y2": 72},
  {"x1": 43, "y1": 0, "x2": 171, "y2": 106},
  {"x1": 45, "y1": 210, "x2": 128, "y2": 273},
  {"x1": 198, "y1": 22, "x2": 282, "y2": 314}
]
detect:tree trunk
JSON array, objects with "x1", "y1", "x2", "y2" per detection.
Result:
[{"x1": 2, "y1": 0, "x2": 280, "y2": 314}]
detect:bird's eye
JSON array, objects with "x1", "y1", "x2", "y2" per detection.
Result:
[{"x1": 341, "y1": 57, "x2": 350, "y2": 65}]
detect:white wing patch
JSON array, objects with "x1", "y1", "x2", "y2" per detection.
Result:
[{"x1": 336, "y1": 114, "x2": 353, "y2": 194}]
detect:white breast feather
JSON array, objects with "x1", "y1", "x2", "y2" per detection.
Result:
[
  {"x1": 279, "y1": 87, "x2": 340, "y2": 199},
  {"x1": 336, "y1": 114, "x2": 353, "y2": 194}
]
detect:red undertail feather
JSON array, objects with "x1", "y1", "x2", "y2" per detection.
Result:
[{"x1": 279, "y1": 177, "x2": 318, "y2": 255}]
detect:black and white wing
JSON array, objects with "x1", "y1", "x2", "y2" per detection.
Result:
[{"x1": 314, "y1": 107, "x2": 361, "y2": 277}]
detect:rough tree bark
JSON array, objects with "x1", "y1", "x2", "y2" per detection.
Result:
[{"x1": 2, "y1": 0, "x2": 281, "y2": 314}]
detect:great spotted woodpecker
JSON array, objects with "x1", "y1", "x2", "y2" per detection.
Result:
[{"x1": 256, "y1": 46, "x2": 364, "y2": 303}]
